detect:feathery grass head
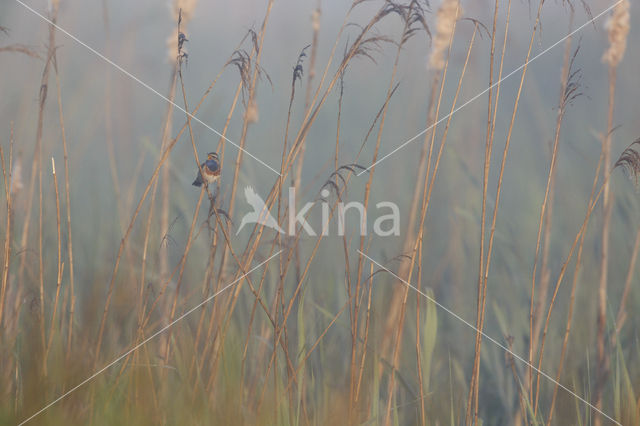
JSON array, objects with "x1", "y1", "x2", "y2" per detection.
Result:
[
  {"x1": 169, "y1": 0, "x2": 198, "y2": 23},
  {"x1": 561, "y1": 44, "x2": 584, "y2": 109},
  {"x1": 428, "y1": 0, "x2": 461, "y2": 71},
  {"x1": 615, "y1": 138, "x2": 640, "y2": 187},
  {"x1": 602, "y1": 0, "x2": 630, "y2": 67},
  {"x1": 293, "y1": 45, "x2": 311, "y2": 85},
  {"x1": 246, "y1": 98, "x2": 259, "y2": 124}
]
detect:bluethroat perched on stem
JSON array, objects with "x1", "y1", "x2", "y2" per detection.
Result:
[{"x1": 192, "y1": 152, "x2": 221, "y2": 187}]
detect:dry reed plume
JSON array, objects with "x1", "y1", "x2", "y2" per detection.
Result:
[
  {"x1": 428, "y1": 0, "x2": 461, "y2": 71},
  {"x1": 2, "y1": 1, "x2": 640, "y2": 425},
  {"x1": 602, "y1": 0, "x2": 630, "y2": 67}
]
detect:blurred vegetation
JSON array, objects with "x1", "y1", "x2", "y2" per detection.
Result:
[{"x1": 1, "y1": 0, "x2": 639, "y2": 425}]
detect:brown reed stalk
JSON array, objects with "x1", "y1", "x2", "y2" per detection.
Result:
[
  {"x1": 506, "y1": 337, "x2": 528, "y2": 423},
  {"x1": 545, "y1": 131, "x2": 605, "y2": 426},
  {"x1": 354, "y1": 261, "x2": 374, "y2": 404},
  {"x1": 469, "y1": 0, "x2": 499, "y2": 415},
  {"x1": 137, "y1": 67, "x2": 177, "y2": 339},
  {"x1": 28, "y1": 5, "x2": 60, "y2": 376},
  {"x1": 43, "y1": 158, "x2": 63, "y2": 371},
  {"x1": 331, "y1": 13, "x2": 419, "y2": 394},
  {"x1": 466, "y1": 0, "x2": 504, "y2": 417},
  {"x1": 119, "y1": 66, "x2": 175, "y2": 408},
  {"x1": 201, "y1": 1, "x2": 281, "y2": 393},
  {"x1": 188, "y1": 2, "x2": 409, "y2": 415},
  {"x1": 595, "y1": 62, "x2": 615, "y2": 426},
  {"x1": 363, "y1": 21, "x2": 406, "y2": 426},
  {"x1": 256, "y1": 79, "x2": 404, "y2": 415},
  {"x1": 280, "y1": 7, "x2": 389, "y2": 176},
  {"x1": 378, "y1": 39, "x2": 440, "y2": 421},
  {"x1": 189, "y1": 78, "x2": 243, "y2": 384},
  {"x1": 177, "y1": 32, "x2": 250, "y2": 385},
  {"x1": 225, "y1": 2, "x2": 274, "y2": 221},
  {"x1": 291, "y1": 1, "x2": 321, "y2": 284},
  {"x1": 159, "y1": 0, "x2": 201, "y2": 304},
  {"x1": 267, "y1": 43, "x2": 308, "y2": 424},
  {"x1": 206, "y1": 244, "x2": 287, "y2": 397},
  {"x1": 101, "y1": 0, "x2": 123, "y2": 224},
  {"x1": 162, "y1": 187, "x2": 204, "y2": 364},
  {"x1": 534, "y1": 156, "x2": 626, "y2": 424},
  {"x1": 411, "y1": 14, "x2": 475, "y2": 416},
  {"x1": 613, "y1": 227, "x2": 640, "y2": 336},
  {"x1": 403, "y1": 20, "x2": 479, "y2": 426},
  {"x1": 105, "y1": 52, "x2": 235, "y2": 377},
  {"x1": 471, "y1": 2, "x2": 543, "y2": 423},
  {"x1": 207, "y1": 6, "x2": 275, "y2": 384},
  {"x1": 274, "y1": 45, "x2": 308, "y2": 417},
  {"x1": 0, "y1": 138, "x2": 19, "y2": 415},
  {"x1": 415, "y1": 236, "x2": 426, "y2": 426},
  {"x1": 256, "y1": 172, "x2": 358, "y2": 413},
  {"x1": 162, "y1": 55, "x2": 209, "y2": 364},
  {"x1": 239, "y1": 242, "x2": 279, "y2": 387},
  {"x1": 341, "y1": 88, "x2": 360, "y2": 424},
  {"x1": 528, "y1": 16, "x2": 576, "y2": 416},
  {"x1": 257, "y1": 81, "x2": 392, "y2": 423},
  {"x1": 469, "y1": 0, "x2": 513, "y2": 410},
  {"x1": 135, "y1": 211, "x2": 264, "y2": 333},
  {"x1": 92, "y1": 35, "x2": 239, "y2": 367},
  {"x1": 383, "y1": 8, "x2": 472, "y2": 425},
  {"x1": 228, "y1": 6, "x2": 390, "y2": 298},
  {"x1": 270, "y1": 71, "x2": 395, "y2": 419},
  {"x1": 469, "y1": 0, "x2": 514, "y2": 412},
  {"x1": 139, "y1": 72, "x2": 177, "y2": 373},
  {"x1": 0, "y1": 139, "x2": 12, "y2": 330},
  {"x1": 595, "y1": 3, "x2": 629, "y2": 420},
  {"x1": 159, "y1": 69, "x2": 177, "y2": 299},
  {"x1": 49, "y1": 54, "x2": 77, "y2": 367}
]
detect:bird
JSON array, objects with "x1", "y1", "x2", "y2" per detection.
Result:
[
  {"x1": 236, "y1": 186, "x2": 284, "y2": 234},
  {"x1": 192, "y1": 152, "x2": 221, "y2": 187}
]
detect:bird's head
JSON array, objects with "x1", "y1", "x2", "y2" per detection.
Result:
[{"x1": 207, "y1": 152, "x2": 219, "y2": 161}]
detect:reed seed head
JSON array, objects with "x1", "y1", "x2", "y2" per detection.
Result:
[
  {"x1": 246, "y1": 98, "x2": 259, "y2": 124},
  {"x1": 602, "y1": 0, "x2": 630, "y2": 67},
  {"x1": 428, "y1": 0, "x2": 462, "y2": 71},
  {"x1": 170, "y1": 0, "x2": 198, "y2": 23}
]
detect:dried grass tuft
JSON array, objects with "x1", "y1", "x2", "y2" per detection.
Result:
[
  {"x1": 246, "y1": 98, "x2": 259, "y2": 124},
  {"x1": 169, "y1": 0, "x2": 198, "y2": 23},
  {"x1": 602, "y1": 0, "x2": 630, "y2": 67},
  {"x1": 428, "y1": 0, "x2": 461, "y2": 70},
  {"x1": 615, "y1": 138, "x2": 640, "y2": 187}
]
